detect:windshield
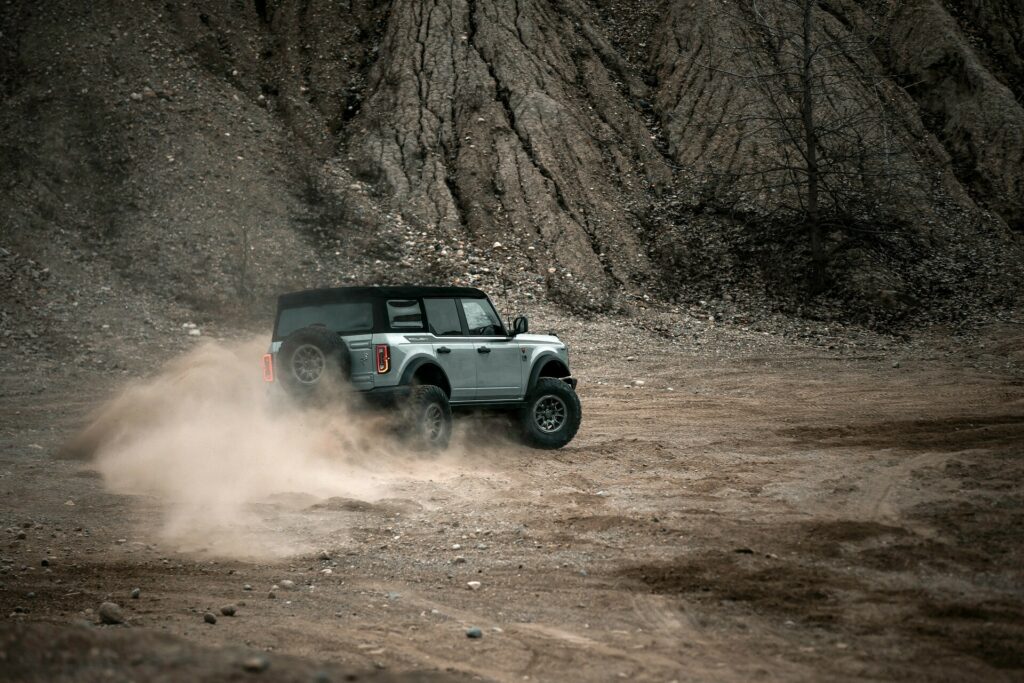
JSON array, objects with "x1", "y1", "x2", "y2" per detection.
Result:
[{"x1": 275, "y1": 301, "x2": 373, "y2": 339}]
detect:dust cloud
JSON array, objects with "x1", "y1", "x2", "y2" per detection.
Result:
[{"x1": 65, "y1": 339, "x2": 503, "y2": 559}]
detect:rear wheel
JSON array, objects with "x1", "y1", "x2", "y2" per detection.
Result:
[
  {"x1": 519, "y1": 378, "x2": 581, "y2": 449},
  {"x1": 401, "y1": 385, "x2": 452, "y2": 451}
]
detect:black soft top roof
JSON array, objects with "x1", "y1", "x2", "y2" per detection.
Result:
[{"x1": 277, "y1": 285, "x2": 489, "y2": 308}]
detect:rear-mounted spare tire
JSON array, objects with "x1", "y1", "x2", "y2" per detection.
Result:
[{"x1": 277, "y1": 325, "x2": 351, "y2": 398}]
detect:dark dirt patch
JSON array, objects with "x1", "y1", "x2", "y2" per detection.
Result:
[
  {"x1": 621, "y1": 552, "x2": 858, "y2": 625},
  {"x1": 779, "y1": 415, "x2": 1024, "y2": 451},
  {"x1": 912, "y1": 599, "x2": 1024, "y2": 669},
  {"x1": 308, "y1": 497, "x2": 423, "y2": 514},
  {"x1": 0, "y1": 622, "x2": 461, "y2": 682}
]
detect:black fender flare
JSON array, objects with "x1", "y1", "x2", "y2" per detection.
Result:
[
  {"x1": 399, "y1": 356, "x2": 452, "y2": 394},
  {"x1": 527, "y1": 353, "x2": 570, "y2": 395}
]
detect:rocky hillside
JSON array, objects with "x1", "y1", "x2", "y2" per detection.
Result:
[{"x1": 2, "y1": 0, "x2": 1022, "y2": 363}]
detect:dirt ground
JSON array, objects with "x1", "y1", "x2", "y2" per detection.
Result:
[{"x1": 1, "y1": 319, "x2": 1022, "y2": 682}]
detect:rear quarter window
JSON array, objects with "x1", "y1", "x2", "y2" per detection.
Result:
[{"x1": 387, "y1": 299, "x2": 425, "y2": 330}]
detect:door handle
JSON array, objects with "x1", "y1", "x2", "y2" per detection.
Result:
[
  {"x1": 477, "y1": 346, "x2": 491, "y2": 354},
  {"x1": 437, "y1": 346, "x2": 451, "y2": 354}
]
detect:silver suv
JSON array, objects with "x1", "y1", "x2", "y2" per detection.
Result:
[{"x1": 263, "y1": 286, "x2": 581, "y2": 450}]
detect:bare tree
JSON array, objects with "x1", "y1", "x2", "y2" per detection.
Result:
[{"x1": 697, "y1": 0, "x2": 923, "y2": 291}]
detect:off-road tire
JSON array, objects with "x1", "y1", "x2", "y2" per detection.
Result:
[
  {"x1": 519, "y1": 378, "x2": 582, "y2": 449},
  {"x1": 277, "y1": 325, "x2": 351, "y2": 398},
  {"x1": 401, "y1": 385, "x2": 452, "y2": 451}
]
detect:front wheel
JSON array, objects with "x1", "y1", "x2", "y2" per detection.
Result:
[
  {"x1": 402, "y1": 385, "x2": 453, "y2": 451},
  {"x1": 519, "y1": 378, "x2": 582, "y2": 449}
]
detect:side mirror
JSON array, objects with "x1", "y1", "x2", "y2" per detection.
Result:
[{"x1": 512, "y1": 316, "x2": 529, "y2": 336}]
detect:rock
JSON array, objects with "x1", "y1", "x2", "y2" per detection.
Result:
[
  {"x1": 279, "y1": 579, "x2": 295, "y2": 590},
  {"x1": 630, "y1": 379, "x2": 645, "y2": 387},
  {"x1": 318, "y1": 550, "x2": 331, "y2": 560},
  {"x1": 452, "y1": 556, "x2": 467, "y2": 564},
  {"x1": 203, "y1": 612, "x2": 217, "y2": 624},
  {"x1": 98, "y1": 602, "x2": 125, "y2": 625},
  {"x1": 466, "y1": 627, "x2": 483, "y2": 638},
  {"x1": 466, "y1": 581, "x2": 481, "y2": 590},
  {"x1": 16, "y1": 531, "x2": 25, "y2": 540},
  {"x1": 130, "y1": 588, "x2": 140, "y2": 599},
  {"x1": 242, "y1": 656, "x2": 270, "y2": 673},
  {"x1": 451, "y1": 543, "x2": 461, "y2": 550},
  {"x1": 243, "y1": 583, "x2": 253, "y2": 591},
  {"x1": 267, "y1": 591, "x2": 276, "y2": 599},
  {"x1": 892, "y1": 360, "x2": 901, "y2": 368},
  {"x1": 40, "y1": 559, "x2": 49, "y2": 567},
  {"x1": 129, "y1": 92, "x2": 143, "y2": 101},
  {"x1": 220, "y1": 605, "x2": 236, "y2": 616},
  {"x1": 188, "y1": 328, "x2": 202, "y2": 337}
]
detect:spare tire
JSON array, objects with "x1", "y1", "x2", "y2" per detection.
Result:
[{"x1": 276, "y1": 325, "x2": 351, "y2": 397}]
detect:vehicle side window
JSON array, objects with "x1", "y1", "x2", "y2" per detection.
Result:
[
  {"x1": 276, "y1": 302, "x2": 373, "y2": 339},
  {"x1": 423, "y1": 298, "x2": 463, "y2": 336},
  {"x1": 386, "y1": 299, "x2": 424, "y2": 330},
  {"x1": 460, "y1": 298, "x2": 504, "y2": 336}
]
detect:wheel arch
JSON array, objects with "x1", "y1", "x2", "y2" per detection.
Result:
[
  {"x1": 400, "y1": 357, "x2": 452, "y2": 398},
  {"x1": 528, "y1": 354, "x2": 571, "y2": 393}
]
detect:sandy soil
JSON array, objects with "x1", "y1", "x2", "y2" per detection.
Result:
[{"x1": 1, "y1": 321, "x2": 1022, "y2": 682}]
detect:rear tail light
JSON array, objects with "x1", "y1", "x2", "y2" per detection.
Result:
[
  {"x1": 262, "y1": 354, "x2": 274, "y2": 382},
  {"x1": 375, "y1": 344, "x2": 390, "y2": 373}
]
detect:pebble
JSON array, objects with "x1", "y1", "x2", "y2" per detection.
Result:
[
  {"x1": 466, "y1": 581, "x2": 481, "y2": 590},
  {"x1": 130, "y1": 588, "x2": 140, "y2": 599},
  {"x1": 451, "y1": 543, "x2": 462, "y2": 550},
  {"x1": 203, "y1": 612, "x2": 217, "y2": 624},
  {"x1": 98, "y1": 602, "x2": 125, "y2": 625},
  {"x1": 466, "y1": 627, "x2": 483, "y2": 639},
  {"x1": 242, "y1": 656, "x2": 270, "y2": 673},
  {"x1": 631, "y1": 379, "x2": 645, "y2": 387},
  {"x1": 318, "y1": 550, "x2": 331, "y2": 560},
  {"x1": 452, "y1": 556, "x2": 467, "y2": 564},
  {"x1": 279, "y1": 579, "x2": 296, "y2": 590},
  {"x1": 243, "y1": 583, "x2": 253, "y2": 591},
  {"x1": 220, "y1": 605, "x2": 236, "y2": 616}
]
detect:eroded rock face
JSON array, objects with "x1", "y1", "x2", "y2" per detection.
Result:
[
  {"x1": 886, "y1": 0, "x2": 1024, "y2": 232},
  {"x1": 344, "y1": 0, "x2": 673, "y2": 308},
  {"x1": 0, "y1": 0, "x2": 1020, "y2": 329}
]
